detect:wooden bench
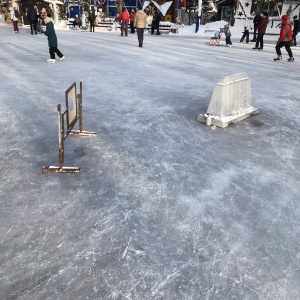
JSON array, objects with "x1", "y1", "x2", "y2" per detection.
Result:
[
  {"x1": 67, "y1": 21, "x2": 79, "y2": 29},
  {"x1": 95, "y1": 22, "x2": 114, "y2": 31},
  {"x1": 146, "y1": 24, "x2": 178, "y2": 34}
]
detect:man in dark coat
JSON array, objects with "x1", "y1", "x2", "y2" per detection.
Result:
[
  {"x1": 251, "y1": 12, "x2": 262, "y2": 42},
  {"x1": 27, "y1": 4, "x2": 38, "y2": 35},
  {"x1": 42, "y1": 17, "x2": 65, "y2": 63},
  {"x1": 151, "y1": 9, "x2": 162, "y2": 35},
  {"x1": 88, "y1": 10, "x2": 95, "y2": 32},
  {"x1": 292, "y1": 15, "x2": 299, "y2": 46},
  {"x1": 253, "y1": 12, "x2": 268, "y2": 50}
]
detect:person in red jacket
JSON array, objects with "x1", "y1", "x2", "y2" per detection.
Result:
[
  {"x1": 119, "y1": 8, "x2": 130, "y2": 36},
  {"x1": 253, "y1": 12, "x2": 269, "y2": 50},
  {"x1": 274, "y1": 15, "x2": 294, "y2": 61},
  {"x1": 130, "y1": 9, "x2": 135, "y2": 33}
]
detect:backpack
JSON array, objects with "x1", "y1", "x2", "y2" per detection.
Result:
[{"x1": 15, "y1": 10, "x2": 19, "y2": 18}]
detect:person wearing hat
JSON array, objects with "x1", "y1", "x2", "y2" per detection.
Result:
[
  {"x1": 253, "y1": 12, "x2": 269, "y2": 50},
  {"x1": 134, "y1": 6, "x2": 148, "y2": 47},
  {"x1": 274, "y1": 15, "x2": 294, "y2": 61},
  {"x1": 292, "y1": 15, "x2": 299, "y2": 46},
  {"x1": 42, "y1": 17, "x2": 65, "y2": 63}
]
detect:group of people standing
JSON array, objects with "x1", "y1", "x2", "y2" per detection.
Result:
[
  {"x1": 26, "y1": 5, "x2": 48, "y2": 35},
  {"x1": 118, "y1": 7, "x2": 161, "y2": 37},
  {"x1": 238, "y1": 11, "x2": 298, "y2": 61},
  {"x1": 73, "y1": 11, "x2": 97, "y2": 32},
  {"x1": 9, "y1": 5, "x2": 47, "y2": 34},
  {"x1": 239, "y1": 11, "x2": 265, "y2": 45},
  {"x1": 11, "y1": 5, "x2": 65, "y2": 63}
]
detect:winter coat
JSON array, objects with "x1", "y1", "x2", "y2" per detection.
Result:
[
  {"x1": 279, "y1": 15, "x2": 292, "y2": 42},
  {"x1": 120, "y1": 10, "x2": 129, "y2": 21},
  {"x1": 13, "y1": 10, "x2": 19, "y2": 21},
  {"x1": 134, "y1": 10, "x2": 148, "y2": 29},
  {"x1": 88, "y1": 11, "x2": 95, "y2": 22},
  {"x1": 43, "y1": 21, "x2": 58, "y2": 47},
  {"x1": 9, "y1": 7, "x2": 14, "y2": 20},
  {"x1": 253, "y1": 14, "x2": 262, "y2": 27},
  {"x1": 244, "y1": 17, "x2": 251, "y2": 31},
  {"x1": 292, "y1": 18, "x2": 299, "y2": 34},
  {"x1": 27, "y1": 5, "x2": 37, "y2": 21},
  {"x1": 223, "y1": 25, "x2": 231, "y2": 37},
  {"x1": 130, "y1": 12, "x2": 135, "y2": 22},
  {"x1": 257, "y1": 16, "x2": 268, "y2": 34},
  {"x1": 152, "y1": 12, "x2": 161, "y2": 28}
]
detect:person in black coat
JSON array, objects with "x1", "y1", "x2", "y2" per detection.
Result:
[
  {"x1": 292, "y1": 15, "x2": 300, "y2": 46},
  {"x1": 27, "y1": 4, "x2": 38, "y2": 35},
  {"x1": 42, "y1": 17, "x2": 65, "y2": 63},
  {"x1": 151, "y1": 10, "x2": 162, "y2": 35},
  {"x1": 251, "y1": 12, "x2": 262, "y2": 42},
  {"x1": 88, "y1": 10, "x2": 95, "y2": 32}
]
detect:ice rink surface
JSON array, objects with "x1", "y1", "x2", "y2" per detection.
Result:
[{"x1": 1, "y1": 24, "x2": 300, "y2": 299}]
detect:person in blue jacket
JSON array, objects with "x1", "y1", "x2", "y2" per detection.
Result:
[{"x1": 42, "y1": 17, "x2": 65, "y2": 63}]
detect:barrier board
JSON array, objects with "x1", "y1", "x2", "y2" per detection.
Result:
[
  {"x1": 42, "y1": 82, "x2": 96, "y2": 173},
  {"x1": 197, "y1": 72, "x2": 258, "y2": 128}
]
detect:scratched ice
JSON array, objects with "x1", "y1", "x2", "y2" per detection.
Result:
[{"x1": 0, "y1": 22, "x2": 300, "y2": 300}]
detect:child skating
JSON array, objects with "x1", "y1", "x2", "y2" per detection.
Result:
[
  {"x1": 224, "y1": 24, "x2": 232, "y2": 47},
  {"x1": 42, "y1": 17, "x2": 65, "y2": 63}
]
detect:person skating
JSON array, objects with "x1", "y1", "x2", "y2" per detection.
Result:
[
  {"x1": 253, "y1": 12, "x2": 268, "y2": 50},
  {"x1": 27, "y1": 4, "x2": 38, "y2": 35},
  {"x1": 224, "y1": 24, "x2": 232, "y2": 47},
  {"x1": 130, "y1": 9, "x2": 135, "y2": 33},
  {"x1": 12, "y1": 8, "x2": 20, "y2": 33},
  {"x1": 274, "y1": 15, "x2": 294, "y2": 62},
  {"x1": 134, "y1": 6, "x2": 148, "y2": 47},
  {"x1": 42, "y1": 17, "x2": 65, "y2": 63},
  {"x1": 34, "y1": 6, "x2": 41, "y2": 33},
  {"x1": 240, "y1": 15, "x2": 251, "y2": 43},
  {"x1": 119, "y1": 8, "x2": 130, "y2": 36},
  {"x1": 251, "y1": 12, "x2": 262, "y2": 42},
  {"x1": 292, "y1": 15, "x2": 299, "y2": 46}
]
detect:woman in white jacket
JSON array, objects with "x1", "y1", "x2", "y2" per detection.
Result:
[{"x1": 240, "y1": 16, "x2": 251, "y2": 43}]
